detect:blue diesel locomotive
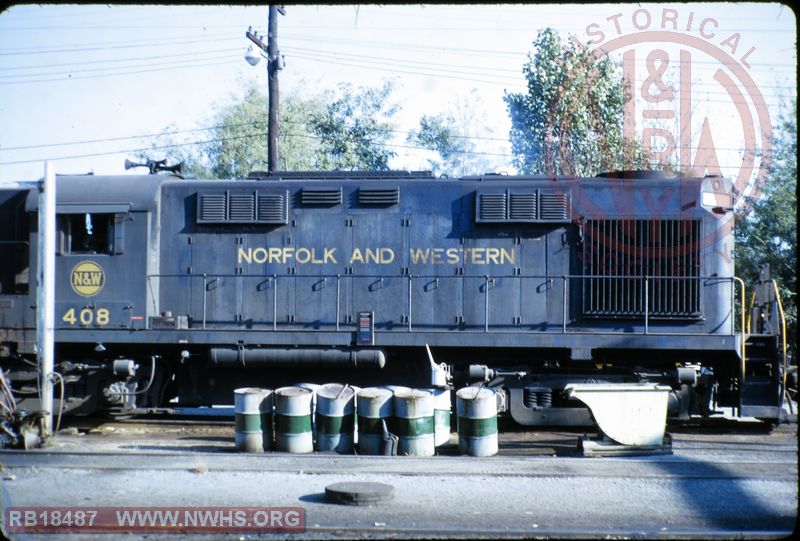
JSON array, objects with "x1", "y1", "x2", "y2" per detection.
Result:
[{"x1": 0, "y1": 168, "x2": 789, "y2": 425}]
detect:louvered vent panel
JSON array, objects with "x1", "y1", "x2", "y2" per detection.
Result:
[
  {"x1": 509, "y1": 193, "x2": 538, "y2": 221},
  {"x1": 228, "y1": 192, "x2": 256, "y2": 222},
  {"x1": 539, "y1": 193, "x2": 569, "y2": 221},
  {"x1": 359, "y1": 187, "x2": 400, "y2": 205},
  {"x1": 301, "y1": 187, "x2": 342, "y2": 205},
  {"x1": 477, "y1": 193, "x2": 508, "y2": 222},
  {"x1": 257, "y1": 193, "x2": 287, "y2": 224},
  {"x1": 198, "y1": 194, "x2": 226, "y2": 223}
]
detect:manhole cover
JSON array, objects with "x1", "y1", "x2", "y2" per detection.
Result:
[{"x1": 324, "y1": 482, "x2": 395, "y2": 506}]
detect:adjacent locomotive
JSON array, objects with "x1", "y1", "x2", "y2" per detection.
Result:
[{"x1": 0, "y1": 168, "x2": 789, "y2": 425}]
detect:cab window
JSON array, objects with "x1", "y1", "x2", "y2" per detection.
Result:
[{"x1": 60, "y1": 213, "x2": 114, "y2": 254}]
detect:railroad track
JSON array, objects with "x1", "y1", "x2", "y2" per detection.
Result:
[{"x1": 2, "y1": 418, "x2": 795, "y2": 540}]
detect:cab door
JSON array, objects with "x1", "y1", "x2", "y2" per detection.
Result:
[{"x1": 55, "y1": 207, "x2": 146, "y2": 331}]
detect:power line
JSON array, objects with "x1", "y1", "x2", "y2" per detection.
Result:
[
  {"x1": 289, "y1": 51, "x2": 523, "y2": 84},
  {"x1": 0, "y1": 36, "x2": 242, "y2": 56},
  {"x1": 0, "y1": 47, "x2": 241, "y2": 72},
  {"x1": 0, "y1": 118, "x2": 511, "y2": 153},
  {"x1": 0, "y1": 124, "x2": 775, "y2": 167},
  {"x1": 281, "y1": 32, "x2": 797, "y2": 72},
  {"x1": 0, "y1": 58, "x2": 238, "y2": 85},
  {"x1": 0, "y1": 51, "x2": 239, "y2": 80},
  {"x1": 284, "y1": 45, "x2": 522, "y2": 75},
  {"x1": 288, "y1": 52, "x2": 526, "y2": 89},
  {"x1": 285, "y1": 46, "x2": 795, "y2": 99}
]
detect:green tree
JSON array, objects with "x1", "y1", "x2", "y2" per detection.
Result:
[
  {"x1": 504, "y1": 28, "x2": 647, "y2": 176},
  {"x1": 407, "y1": 90, "x2": 501, "y2": 177},
  {"x1": 407, "y1": 113, "x2": 465, "y2": 176},
  {"x1": 309, "y1": 81, "x2": 398, "y2": 171},
  {"x1": 142, "y1": 81, "x2": 399, "y2": 178},
  {"x1": 735, "y1": 99, "x2": 797, "y2": 331}
]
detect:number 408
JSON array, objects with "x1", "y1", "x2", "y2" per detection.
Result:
[{"x1": 62, "y1": 307, "x2": 110, "y2": 326}]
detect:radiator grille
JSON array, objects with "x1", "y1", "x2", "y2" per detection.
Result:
[
  {"x1": 256, "y1": 193, "x2": 287, "y2": 223},
  {"x1": 300, "y1": 187, "x2": 342, "y2": 206},
  {"x1": 197, "y1": 191, "x2": 287, "y2": 224},
  {"x1": 509, "y1": 193, "x2": 537, "y2": 220},
  {"x1": 358, "y1": 187, "x2": 400, "y2": 205},
  {"x1": 477, "y1": 193, "x2": 508, "y2": 221},
  {"x1": 582, "y1": 219, "x2": 701, "y2": 318},
  {"x1": 539, "y1": 193, "x2": 569, "y2": 221},
  {"x1": 228, "y1": 193, "x2": 256, "y2": 222},
  {"x1": 476, "y1": 190, "x2": 569, "y2": 223},
  {"x1": 198, "y1": 194, "x2": 226, "y2": 222}
]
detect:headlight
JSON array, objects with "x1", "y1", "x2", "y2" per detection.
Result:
[{"x1": 701, "y1": 191, "x2": 732, "y2": 209}]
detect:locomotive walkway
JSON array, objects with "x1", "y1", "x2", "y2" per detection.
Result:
[{"x1": 1, "y1": 417, "x2": 797, "y2": 539}]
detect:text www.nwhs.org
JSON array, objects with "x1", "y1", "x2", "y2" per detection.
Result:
[{"x1": 4, "y1": 507, "x2": 305, "y2": 532}]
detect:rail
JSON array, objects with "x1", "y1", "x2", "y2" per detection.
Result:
[
  {"x1": 772, "y1": 280, "x2": 788, "y2": 395},
  {"x1": 733, "y1": 277, "x2": 747, "y2": 384},
  {"x1": 145, "y1": 273, "x2": 743, "y2": 340}
]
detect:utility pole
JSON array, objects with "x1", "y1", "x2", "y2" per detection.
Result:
[{"x1": 246, "y1": 5, "x2": 285, "y2": 174}]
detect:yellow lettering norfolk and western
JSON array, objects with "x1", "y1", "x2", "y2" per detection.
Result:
[
  {"x1": 446, "y1": 248, "x2": 461, "y2": 264},
  {"x1": 349, "y1": 247, "x2": 395, "y2": 264},
  {"x1": 238, "y1": 246, "x2": 515, "y2": 266},
  {"x1": 409, "y1": 247, "x2": 515, "y2": 265},
  {"x1": 409, "y1": 248, "x2": 429, "y2": 264},
  {"x1": 238, "y1": 247, "x2": 337, "y2": 265},
  {"x1": 349, "y1": 248, "x2": 364, "y2": 264}
]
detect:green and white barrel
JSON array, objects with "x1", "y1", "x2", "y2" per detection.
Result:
[
  {"x1": 379, "y1": 385, "x2": 412, "y2": 395},
  {"x1": 315, "y1": 383, "x2": 356, "y2": 453},
  {"x1": 456, "y1": 386, "x2": 498, "y2": 457},
  {"x1": 356, "y1": 387, "x2": 393, "y2": 455},
  {"x1": 275, "y1": 386, "x2": 314, "y2": 453},
  {"x1": 295, "y1": 382, "x2": 321, "y2": 442},
  {"x1": 423, "y1": 387, "x2": 452, "y2": 447},
  {"x1": 234, "y1": 388, "x2": 273, "y2": 453},
  {"x1": 393, "y1": 389, "x2": 435, "y2": 456},
  {"x1": 378, "y1": 385, "x2": 412, "y2": 434}
]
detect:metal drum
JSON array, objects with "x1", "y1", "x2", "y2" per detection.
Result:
[
  {"x1": 295, "y1": 382, "x2": 321, "y2": 442},
  {"x1": 315, "y1": 383, "x2": 356, "y2": 453},
  {"x1": 378, "y1": 385, "x2": 412, "y2": 434},
  {"x1": 356, "y1": 387, "x2": 393, "y2": 455},
  {"x1": 234, "y1": 388, "x2": 273, "y2": 453},
  {"x1": 423, "y1": 387, "x2": 452, "y2": 446},
  {"x1": 456, "y1": 386, "x2": 498, "y2": 457},
  {"x1": 393, "y1": 389, "x2": 435, "y2": 456},
  {"x1": 275, "y1": 386, "x2": 314, "y2": 453},
  {"x1": 379, "y1": 385, "x2": 412, "y2": 395}
]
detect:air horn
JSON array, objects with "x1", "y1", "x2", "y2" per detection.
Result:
[{"x1": 124, "y1": 158, "x2": 183, "y2": 176}]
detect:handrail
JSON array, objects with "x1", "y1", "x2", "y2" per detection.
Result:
[
  {"x1": 746, "y1": 290, "x2": 756, "y2": 334},
  {"x1": 145, "y1": 272, "x2": 738, "y2": 338},
  {"x1": 733, "y1": 276, "x2": 747, "y2": 385},
  {"x1": 772, "y1": 280, "x2": 788, "y2": 395}
]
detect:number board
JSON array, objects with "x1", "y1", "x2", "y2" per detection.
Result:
[{"x1": 56, "y1": 302, "x2": 133, "y2": 329}]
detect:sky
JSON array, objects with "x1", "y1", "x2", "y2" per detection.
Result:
[{"x1": 0, "y1": 3, "x2": 796, "y2": 188}]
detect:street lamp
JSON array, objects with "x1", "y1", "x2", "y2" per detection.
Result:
[{"x1": 244, "y1": 44, "x2": 265, "y2": 67}]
